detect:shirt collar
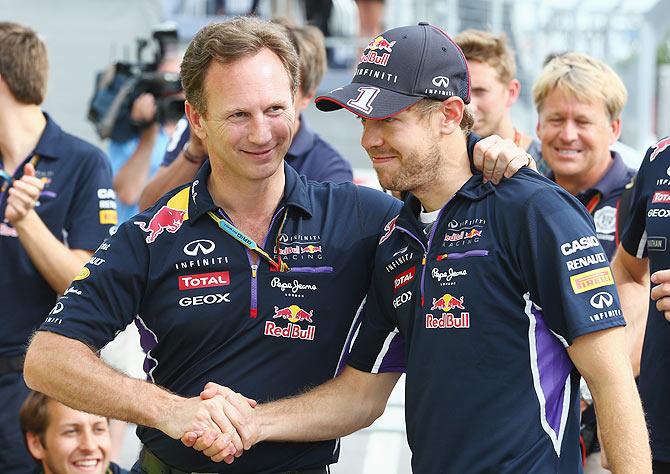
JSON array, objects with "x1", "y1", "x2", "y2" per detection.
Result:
[
  {"x1": 32, "y1": 113, "x2": 63, "y2": 161},
  {"x1": 187, "y1": 160, "x2": 314, "y2": 222},
  {"x1": 286, "y1": 115, "x2": 315, "y2": 159},
  {"x1": 548, "y1": 151, "x2": 631, "y2": 198}
]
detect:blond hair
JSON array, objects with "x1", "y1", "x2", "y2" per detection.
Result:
[
  {"x1": 413, "y1": 99, "x2": 474, "y2": 135},
  {"x1": 454, "y1": 29, "x2": 515, "y2": 84},
  {"x1": 533, "y1": 52, "x2": 627, "y2": 120},
  {"x1": 181, "y1": 16, "x2": 299, "y2": 115}
]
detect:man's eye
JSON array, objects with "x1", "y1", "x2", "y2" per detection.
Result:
[{"x1": 383, "y1": 117, "x2": 395, "y2": 123}]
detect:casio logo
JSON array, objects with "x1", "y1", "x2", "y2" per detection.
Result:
[{"x1": 183, "y1": 239, "x2": 215, "y2": 256}]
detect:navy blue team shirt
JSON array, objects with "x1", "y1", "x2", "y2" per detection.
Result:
[
  {"x1": 348, "y1": 168, "x2": 625, "y2": 474},
  {"x1": 163, "y1": 116, "x2": 353, "y2": 183},
  {"x1": 0, "y1": 114, "x2": 115, "y2": 358},
  {"x1": 549, "y1": 151, "x2": 635, "y2": 259},
  {"x1": 38, "y1": 161, "x2": 400, "y2": 473},
  {"x1": 621, "y1": 138, "x2": 670, "y2": 462}
]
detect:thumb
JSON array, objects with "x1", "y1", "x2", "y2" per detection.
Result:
[{"x1": 23, "y1": 163, "x2": 36, "y2": 177}]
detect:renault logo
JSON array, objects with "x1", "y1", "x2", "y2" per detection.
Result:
[
  {"x1": 183, "y1": 239, "x2": 216, "y2": 256},
  {"x1": 432, "y1": 76, "x2": 450, "y2": 88},
  {"x1": 590, "y1": 291, "x2": 614, "y2": 310}
]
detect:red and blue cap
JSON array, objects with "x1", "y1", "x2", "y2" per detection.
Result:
[{"x1": 315, "y1": 22, "x2": 470, "y2": 120}]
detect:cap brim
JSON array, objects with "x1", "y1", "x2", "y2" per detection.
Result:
[{"x1": 315, "y1": 82, "x2": 422, "y2": 120}]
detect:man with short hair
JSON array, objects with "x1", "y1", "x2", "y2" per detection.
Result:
[
  {"x1": 137, "y1": 19, "x2": 353, "y2": 212},
  {"x1": 19, "y1": 391, "x2": 127, "y2": 474},
  {"x1": 455, "y1": 29, "x2": 546, "y2": 172},
  {"x1": 24, "y1": 17, "x2": 529, "y2": 473},
  {"x1": 191, "y1": 23, "x2": 650, "y2": 474},
  {"x1": 0, "y1": 22, "x2": 115, "y2": 473}
]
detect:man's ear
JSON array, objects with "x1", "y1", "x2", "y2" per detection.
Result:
[
  {"x1": 185, "y1": 101, "x2": 208, "y2": 143},
  {"x1": 609, "y1": 117, "x2": 622, "y2": 144},
  {"x1": 506, "y1": 79, "x2": 521, "y2": 108},
  {"x1": 26, "y1": 432, "x2": 46, "y2": 461},
  {"x1": 436, "y1": 97, "x2": 465, "y2": 135}
]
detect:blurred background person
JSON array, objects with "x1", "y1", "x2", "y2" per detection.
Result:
[
  {"x1": 20, "y1": 391, "x2": 128, "y2": 474},
  {"x1": 0, "y1": 21, "x2": 115, "y2": 473}
]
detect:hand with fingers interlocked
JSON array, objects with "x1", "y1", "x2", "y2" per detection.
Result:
[
  {"x1": 472, "y1": 135, "x2": 537, "y2": 185},
  {"x1": 180, "y1": 383, "x2": 259, "y2": 464}
]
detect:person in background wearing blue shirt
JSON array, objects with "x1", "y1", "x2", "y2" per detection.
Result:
[
  {"x1": 20, "y1": 391, "x2": 128, "y2": 474},
  {"x1": 137, "y1": 18, "x2": 353, "y2": 212},
  {"x1": 0, "y1": 22, "x2": 115, "y2": 474},
  {"x1": 192, "y1": 23, "x2": 650, "y2": 474}
]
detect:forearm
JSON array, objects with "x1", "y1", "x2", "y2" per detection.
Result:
[
  {"x1": 24, "y1": 331, "x2": 178, "y2": 430},
  {"x1": 114, "y1": 124, "x2": 159, "y2": 205},
  {"x1": 257, "y1": 368, "x2": 399, "y2": 442},
  {"x1": 14, "y1": 210, "x2": 91, "y2": 294},
  {"x1": 591, "y1": 377, "x2": 651, "y2": 473},
  {"x1": 138, "y1": 155, "x2": 201, "y2": 211}
]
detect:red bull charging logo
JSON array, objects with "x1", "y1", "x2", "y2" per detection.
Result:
[
  {"x1": 366, "y1": 35, "x2": 396, "y2": 53},
  {"x1": 273, "y1": 304, "x2": 314, "y2": 323},
  {"x1": 135, "y1": 188, "x2": 189, "y2": 244},
  {"x1": 430, "y1": 293, "x2": 465, "y2": 311}
]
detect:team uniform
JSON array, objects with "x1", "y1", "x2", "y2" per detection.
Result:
[
  {"x1": 550, "y1": 151, "x2": 635, "y2": 259},
  {"x1": 348, "y1": 168, "x2": 625, "y2": 474},
  {"x1": 163, "y1": 115, "x2": 353, "y2": 183},
  {"x1": 620, "y1": 138, "x2": 670, "y2": 464},
  {"x1": 38, "y1": 161, "x2": 400, "y2": 473},
  {"x1": 0, "y1": 114, "x2": 115, "y2": 473}
]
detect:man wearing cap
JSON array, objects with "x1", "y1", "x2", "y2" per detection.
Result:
[
  {"x1": 23, "y1": 17, "x2": 530, "y2": 474},
  {"x1": 191, "y1": 22, "x2": 650, "y2": 474}
]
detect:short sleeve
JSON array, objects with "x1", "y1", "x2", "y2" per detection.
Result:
[
  {"x1": 515, "y1": 187, "x2": 625, "y2": 344},
  {"x1": 621, "y1": 146, "x2": 653, "y2": 258},
  {"x1": 65, "y1": 149, "x2": 116, "y2": 250},
  {"x1": 39, "y1": 221, "x2": 148, "y2": 350}
]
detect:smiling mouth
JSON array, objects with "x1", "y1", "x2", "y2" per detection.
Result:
[
  {"x1": 72, "y1": 458, "x2": 102, "y2": 471},
  {"x1": 553, "y1": 147, "x2": 582, "y2": 157}
]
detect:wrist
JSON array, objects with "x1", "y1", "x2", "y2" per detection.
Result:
[
  {"x1": 12, "y1": 208, "x2": 39, "y2": 232},
  {"x1": 146, "y1": 388, "x2": 183, "y2": 433}
]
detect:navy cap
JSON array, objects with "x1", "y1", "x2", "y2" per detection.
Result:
[{"x1": 316, "y1": 22, "x2": 470, "y2": 119}]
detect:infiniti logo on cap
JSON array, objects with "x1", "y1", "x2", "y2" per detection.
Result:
[{"x1": 432, "y1": 76, "x2": 450, "y2": 88}]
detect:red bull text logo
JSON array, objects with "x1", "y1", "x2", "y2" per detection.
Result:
[
  {"x1": 266, "y1": 305, "x2": 316, "y2": 340},
  {"x1": 426, "y1": 294, "x2": 469, "y2": 329},
  {"x1": 651, "y1": 137, "x2": 670, "y2": 162},
  {"x1": 366, "y1": 35, "x2": 396, "y2": 53},
  {"x1": 360, "y1": 50, "x2": 390, "y2": 67},
  {"x1": 135, "y1": 205, "x2": 187, "y2": 243},
  {"x1": 444, "y1": 228, "x2": 482, "y2": 242},
  {"x1": 279, "y1": 245, "x2": 322, "y2": 255}
]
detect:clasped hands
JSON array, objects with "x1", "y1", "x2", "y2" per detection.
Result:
[{"x1": 169, "y1": 383, "x2": 260, "y2": 465}]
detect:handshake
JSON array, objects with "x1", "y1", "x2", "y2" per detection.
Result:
[{"x1": 162, "y1": 383, "x2": 263, "y2": 465}]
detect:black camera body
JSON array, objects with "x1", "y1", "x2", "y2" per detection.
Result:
[{"x1": 88, "y1": 28, "x2": 184, "y2": 142}]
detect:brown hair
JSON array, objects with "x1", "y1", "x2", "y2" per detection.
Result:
[
  {"x1": 181, "y1": 16, "x2": 300, "y2": 115},
  {"x1": 454, "y1": 29, "x2": 515, "y2": 84},
  {"x1": 533, "y1": 52, "x2": 627, "y2": 120},
  {"x1": 19, "y1": 391, "x2": 51, "y2": 449},
  {"x1": 0, "y1": 22, "x2": 49, "y2": 105},
  {"x1": 413, "y1": 99, "x2": 474, "y2": 135}
]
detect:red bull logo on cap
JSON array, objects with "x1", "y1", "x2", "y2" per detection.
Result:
[
  {"x1": 273, "y1": 304, "x2": 314, "y2": 323},
  {"x1": 135, "y1": 188, "x2": 190, "y2": 244},
  {"x1": 430, "y1": 293, "x2": 465, "y2": 311},
  {"x1": 366, "y1": 35, "x2": 396, "y2": 53}
]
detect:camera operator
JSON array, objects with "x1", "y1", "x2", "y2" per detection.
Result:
[
  {"x1": 107, "y1": 52, "x2": 182, "y2": 224},
  {"x1": 0, "y1": 22, "x2": 115, "y2": 473}
]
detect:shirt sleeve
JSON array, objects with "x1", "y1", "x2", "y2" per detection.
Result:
[
  {"x1": 347, "y1": 266, "x2": 407, "y2": 373},
  {"x1": 39, "y1": 221, "x2": 149, "y2": 350},
  {"x1": 160, "y1": 117, "x2": 190, "y2": 167},
  {"x1": 514, "y1": 185, "x2": 626, "y2": 344},
  {"x1": 621, "y1": 146, "x2": 653, "y2": 258},
  {"x1": 65, "y1": 148, "x2": 117, "y2": 250}
]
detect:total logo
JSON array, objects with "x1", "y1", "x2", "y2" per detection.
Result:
[
  {"x1": 265, "y1": 305, "x2": 316, "y2": 341},
  {"x1": 394, "y1": 266, "x2": 416, "y2": 291},
  {"x1": 652, "y1": 191, "x2": 670, "y2": 204},
  {"x1": 179, "y1": 293, "x2": 230, "y2": 306},
  {"x1": 425, "y1": 293, "x2": 469, "y2": 329},
  {"x1": 183, "y1": 239, "x2": 215, "y2": 256},
  {"x1": 178, "y1": 271, "x2": 230, "y2": 290}
]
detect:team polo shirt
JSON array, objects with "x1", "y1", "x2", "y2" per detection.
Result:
[
  {"x1": 0, "y1": 114, "x2": 115, "y2": 358},
  {"x1": 162, "y1": 115, "x2": 353, "y2": 183},
  {"x1": 620, "y1": 138, "x2": 670, "y2": 462},
  {"x1": 549, "y1": 151, "x2": 635, "y2": 259},
  {"x1": 348, "y1": 168, "x2": 625, "y2": 474},
  {"x1": 38, "y1": 161, "x2": 400, "y2": 473}
]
